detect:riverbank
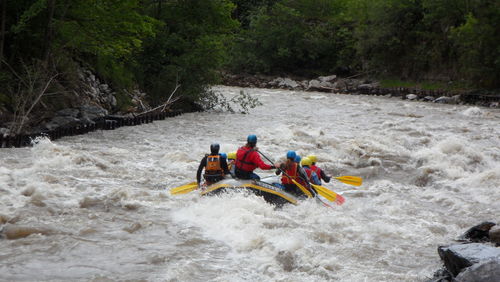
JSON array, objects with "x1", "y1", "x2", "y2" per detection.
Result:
[{"x1": 221, "y1": 72, "x2": 500, "y2": 108}]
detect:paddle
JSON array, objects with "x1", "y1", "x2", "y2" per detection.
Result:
[
  {"x1": 310, "y1": 184, "x2": 345, "y2": 205},
  {"x1": 170, "y1": 181, "x2": 198, "y2": 195},
  {"x1": 334, "y1": 176, "x2": 362, "y2": 186},
  {"x1": 258, "y1": 151, "x2": 313, "y2": 198}
]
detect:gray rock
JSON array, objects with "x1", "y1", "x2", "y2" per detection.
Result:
[
  {"x1": 318, "y1": 75, "x2": 337, "y2": 82},
  {"x1": 0, "y1": 127, "x2": 10, "y2": 137},
  {"x1": 438, "y1": 243, "x2": 500, "y2": 276},
  {"x1": 358, "y1": 84, "x2": 373, "y2": 90},
  {"x1": 423, "y1": 96, "x2": 435, "y2": 101},
  {"x1": 44, "y1": 116, "x2": 80, "y2": 130},
  {"x1": 434, "y1": 95, "x2": 460, "y2": 104},
  {"x1": 271, "y1": 77, "x2": 299, "y2": 89},
  {"x1": 407, "y1": 94, "x2": 418, "y2": 100},
  {"x1": 307, "y1": 79, "x2": 334, "y2": 89},
  {"x1": 455, "y1": 259, "x2": 500, "y2": 282},
  {"x1": 489, "y1": 225, "x2": 500, "y2": 245},
  {"x1": 56, "y1": 108, "x2": 79, "y2": 117},
  {"x1": 99, "y1": 84, "x2": 110, "y2": 92},
  {"x1": 79, "y1": 105, "x2": 108, "y2": 120},
  {"x1": 458, "y1": 222, "x2": 496, "y2": 242}
]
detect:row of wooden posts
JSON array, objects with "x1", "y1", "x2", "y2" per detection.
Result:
[{"x1": 0, "y1": 111, "x2": 183, "y2": 148}]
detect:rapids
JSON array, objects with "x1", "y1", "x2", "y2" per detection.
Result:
[{"x1": 1, "y1": 86, "x2": 499, "y2": 281}]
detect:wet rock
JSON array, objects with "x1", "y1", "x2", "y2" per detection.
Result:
[
  {"x1": 426, "y1": 268, "x2": 452, "y2": 282},
  {"x1": 489, "y1": 225, "x2": 500, "y2": 245},
  {"x1": 406, "y1": 94, "x2": 418, "y2": 100},
  {"x1": 434, "y1": 95, "x2": 460, "y2": 104},
  {"x1": 44, "y1": 116, "x2": 80, "y2": 130},
  {"x1": 454, "y1": 259, "x2": 500, "y2": 282},
  {"x1": 275, "y1": 250, "x2": 296, "y2": 272},
  {"x1": 56, "y1": 108, "x2": 79, "y2": 117},
  {"x1": 79, "y1": 104, "x2": 108, "y2": 121},
  {"x1": 1, "y1": 224, "x2": 55, "y2": 239},
  {"x1": 270, "y1": 77, "x2": 300, "y2": 89},
  {"x1": 458, "y1": 221, "x2": 496, "y2": 242},
  {"x1": 318, "y1": 75, "x2": 337, "y2": 83},
  {"x1": 123, "y1": 222, "x2": 142, "y2": 233},
  {"x1": 438, "y1": 243, "x2": 500, "y2": 276},
  {"x1": 0, "y1": 214, "x2": 9, "y2": 225}
]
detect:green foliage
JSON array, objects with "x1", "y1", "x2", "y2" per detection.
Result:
[
  {"x1": 227, "y1": 0, "x2": 355, "y2": 76},
  {"x1": 136, "y1": 0, "x2": 239, "y2": 105}
]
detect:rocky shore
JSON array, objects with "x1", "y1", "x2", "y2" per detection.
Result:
[
  {"x1": 427, "y1": 221, "x2": 500, "y2": 282},
  {"x1": 221, "y1": 73, "x2": 500, "y2": 108}
]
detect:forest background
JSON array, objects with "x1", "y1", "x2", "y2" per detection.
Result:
[{"x1": 0, "y1": 0, "x2": 498, "y2": 133}]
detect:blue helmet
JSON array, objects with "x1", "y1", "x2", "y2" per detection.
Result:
[
  {"x1": 294, "y1": 155, "x2": 301, "y2": 163},
  {"x1": 247, "y1": 134, "x2": 257, "y2": 144},
  {"x1": 220, "y1": 153, "x2": 227, "y2": 159},
  {"x1": 286, "y1": 150, "x2": 296, "y2": 160},
  {"x1": 210, "y1": 143, "x2": 220, "y2": 154}
]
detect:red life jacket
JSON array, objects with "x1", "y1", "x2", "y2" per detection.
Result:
[
  {"x1": 281, "y1": 162, "x2": 298, "y2": 184},
  {"x1": 205, "y1": 154, "x2": 223, "y2": 177},
  {"x1": 235, "y1": 146, "x2": 256, "y2": 172},
  {"x1": 310, "y1": 165, "x2": 322, "y2": 182},
  {"x1": 304, "y1": 167, "x2": 314, "y2": 182}
]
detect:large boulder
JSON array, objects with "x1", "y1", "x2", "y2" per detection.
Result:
[
  {"x1": 438, "y1": 243, "x2": 500, "y2": 276},
  {"x1": 454, "y1": 259, "x2": 500, "y2": 282}
]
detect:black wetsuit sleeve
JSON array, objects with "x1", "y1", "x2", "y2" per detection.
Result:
[
  {"x1": 221, "y1": 157, "x2": 230, "y2": 175},
  {"x1": 320, "y1": 170, "x2": 331, "y2": 183},
  {"x1": 298, "y1": 167, "x2": 310, "y2": 185},
  {"x1": 196, "y1": 156, "x2": 207, "y2": 184}
]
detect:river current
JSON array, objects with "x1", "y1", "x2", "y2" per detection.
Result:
[{"x1": 1, "y1": 86, "x2": 499, "y2": 281}]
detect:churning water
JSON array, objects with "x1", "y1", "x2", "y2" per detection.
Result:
[{"x1": 1, "y1": 86, "x2": 499, "y2": 281}]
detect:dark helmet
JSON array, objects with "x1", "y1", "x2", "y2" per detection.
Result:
[
  {"x1": 210, "y1": 143, "x2": 220, "y2": 154},
  {"x1": 286, "y1": 150, "x2": 296, "y2": 160},
  {"x1": 294, "y1": 155, "x2": 301, "y2": 163},
  {"x1": 247, "y1": 134, "x2": 257, "y2": 145},
  {"x1": 220, "y1": 153, "x2": 227, "y2": 159}
]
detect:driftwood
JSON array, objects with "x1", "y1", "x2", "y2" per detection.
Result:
[{"x1": 136, "y1": 82, "x2": 181, "y2": 117}]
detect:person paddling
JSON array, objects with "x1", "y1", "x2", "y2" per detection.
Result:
[
  {"x1": 234, "y1": 134, "x2": 278, "y2": 180},
  {"x1": 196, "y1": 143, "x2": 230, "y2": 187},
  {"x1": 301, "y1": 157, "x2": 321, "y2": 185},
  {"x1": 307, "y1": 154, "x2": 331, "y2": 184},
  {"x1": 276, "y1": 151, "x2": 311, "y2": 197}
]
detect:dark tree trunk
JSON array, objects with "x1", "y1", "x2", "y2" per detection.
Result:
[
  {"x1": 157, "y1": 0, "x2": 163, "y2": 19},
  {"x1": 0, "y1": 0, "x2": 6, "y2": 68},
  {"x1": 43, "y1": 0, "x2": 56, "y2": 65}
]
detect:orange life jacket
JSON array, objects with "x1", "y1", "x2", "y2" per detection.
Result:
[
  {"x1": 205, "y1": 154, "x2": 223, "y2": 177},
  {"x1": 281, "y1": 162, "x2": 298, "y2": 184}
]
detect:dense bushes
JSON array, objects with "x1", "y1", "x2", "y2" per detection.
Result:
[{"x1": 228, "y1": 0, "x2": 500, "y2": 87}]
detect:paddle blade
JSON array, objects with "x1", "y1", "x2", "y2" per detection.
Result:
[
  {"x1": 334, "y1": 176, "x2": 362, "y2": 186},
  {"x1": 312, "y1": 184, "x2": 345, "y2": 205},
  {"x1": 170, "y1": 182, "x2": 198, "y2": 195},
  {"x1": 335, "y1": 194, "x2": 346, "y2": 205}
]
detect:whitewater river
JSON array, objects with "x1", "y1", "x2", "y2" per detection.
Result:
[{"x1": 1, "y1": 86, "x2": 499, "y2": 281}]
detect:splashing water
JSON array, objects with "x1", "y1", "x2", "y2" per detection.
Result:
[{"x1": 0, "y1": 86, "x2": 499, "y2": 281}]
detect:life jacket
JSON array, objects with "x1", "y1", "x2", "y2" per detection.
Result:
[
  {"x1": 281, "y1": 162, "x2": 298, "y2": 185},
  {"x1": 204, "y1": 154, "x2": 223, "y2": 177},
  {"x1": 310, "y1": 164, "x2": 322, "y2": 183},
  {"x1": 235, "y1": 146, "x2": 256, "y2": 172}
]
